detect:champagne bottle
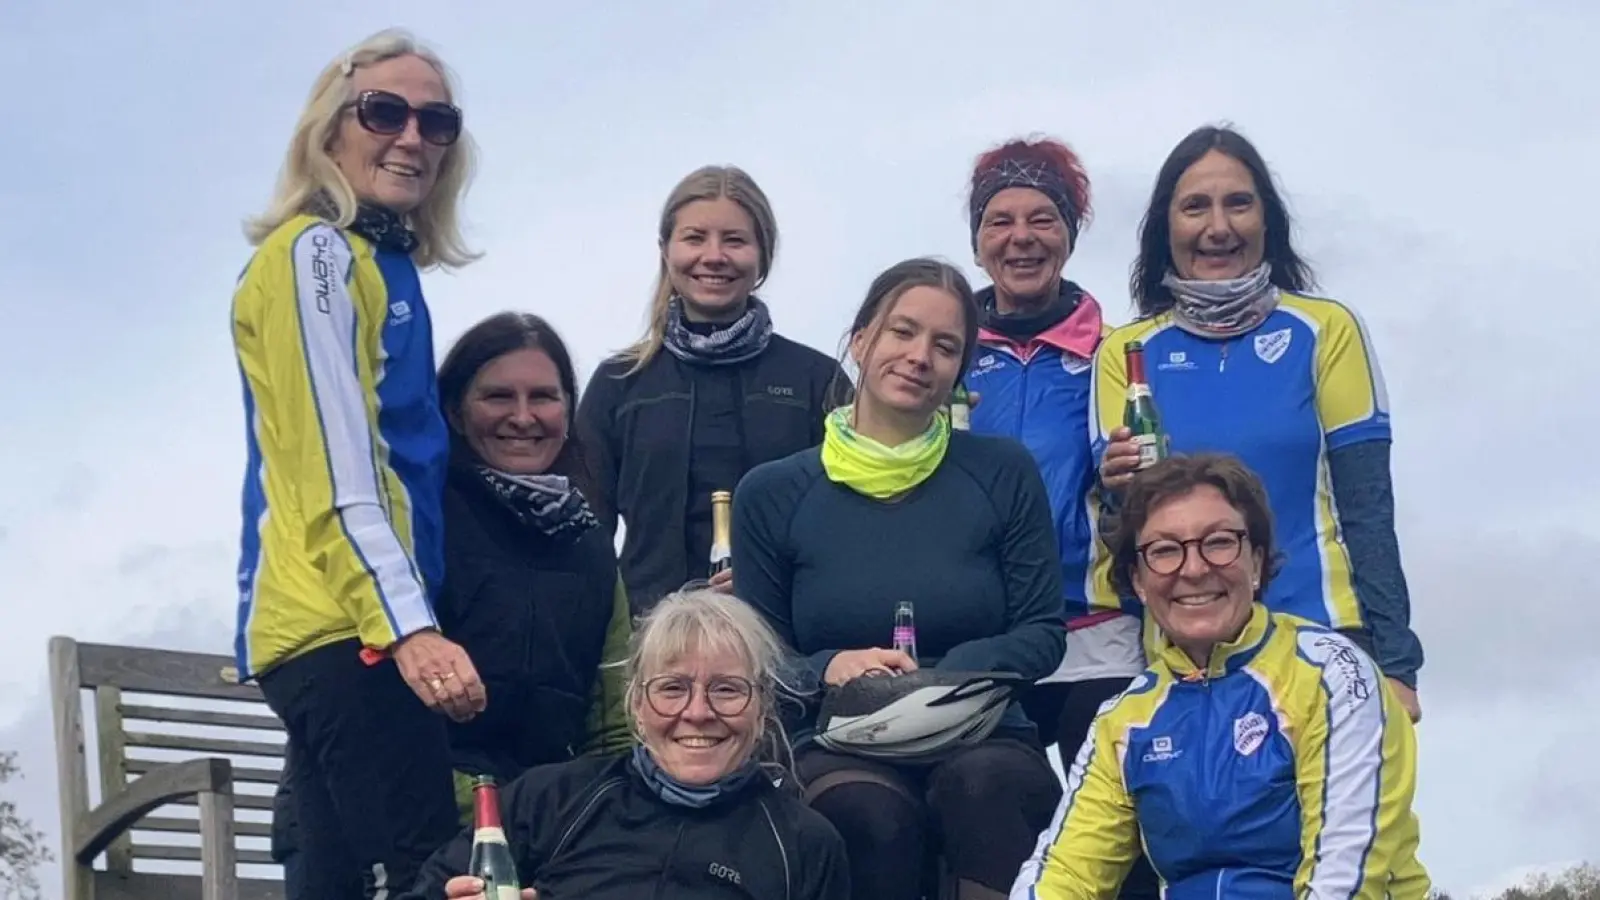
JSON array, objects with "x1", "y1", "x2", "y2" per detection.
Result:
[
  {"x1": 892, "y1": 601, "x2": 918, "y2": 664},
  {"x1": 1123, "y1": 340, "x2": 1169, "y2": 471},
  {"x1": 709, "y1": 490, "x2": 733, "y2": 577},
  {"x1": 948, "y1": 383, "x2": 972, "y2": 431},
  {"x1": 468, "y1": 775, "x2": 522, "y2": 900}
]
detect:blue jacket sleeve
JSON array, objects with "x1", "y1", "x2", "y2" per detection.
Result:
[
  {"x1": 1326, "y1": 439, "x2": 1424, "y2": 688},
  {"x1": 937, "y1": 441, "x2": 1067, "y2": 679}
]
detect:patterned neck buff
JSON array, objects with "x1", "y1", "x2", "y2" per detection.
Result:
[
  {"x1": 660, "y1": 295, "x2": 775, "y2": 366},
  {"x1": 1162, "y1": 262, "x2": 1280, "y2": 339}
]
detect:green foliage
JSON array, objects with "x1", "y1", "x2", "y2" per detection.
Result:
[{"x1": 0, "y1": 751, "x2": 50, "y2": 900}]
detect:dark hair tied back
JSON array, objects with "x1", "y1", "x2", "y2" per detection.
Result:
[{"x1": 843, "y1": 257, "x2": 982, "y2": 382}]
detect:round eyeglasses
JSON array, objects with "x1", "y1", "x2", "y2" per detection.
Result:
[
  {"x1": 643, "y1": 674, "x2": 755, "y2": 718},
  {"x1": 1136, "y1": 529, "x2": 1249, "y2": 576}
]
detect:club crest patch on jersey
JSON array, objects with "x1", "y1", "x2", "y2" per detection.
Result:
[
  {"x1": 1254, "y1": 328, "x2": 1292, "y2": 364},
  {"x1": 1233, "y1": 711, "x2": 1269, "y2": 756}
]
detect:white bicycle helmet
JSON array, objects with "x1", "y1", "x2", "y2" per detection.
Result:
[{"x1": 811, "y1": 669, "x2": 1027, "y2": 762}]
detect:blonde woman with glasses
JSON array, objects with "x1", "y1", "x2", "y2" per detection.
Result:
[
  {"x1": 233, "y1": 28, "x2": 484, "y2": 899},
  {"x1": 406, "y1": 588, "x2": 850, "y2": 900}
]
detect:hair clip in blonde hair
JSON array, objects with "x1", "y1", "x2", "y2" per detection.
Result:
[{"x1": 340, "y1": 54, "x2": 357, "y2": 76}]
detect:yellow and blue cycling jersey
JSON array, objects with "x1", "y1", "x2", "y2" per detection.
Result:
[
  {"x1": 231, "y1": 214, "x2": 449, "y2": 679},
  {"x1": 1087, "y1": 294, "x2": 1390, "y2": 631},
  {"x1": 965, "y1": 292, "x2": 1115, "y2": 620},
  {"x1": 1011, "y1": 604, "x2": 1427, "y2": 900}
]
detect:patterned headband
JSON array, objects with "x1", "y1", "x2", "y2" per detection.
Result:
[{"x1": 968, "y1": 159, "x2": 1080, "y2": 248}]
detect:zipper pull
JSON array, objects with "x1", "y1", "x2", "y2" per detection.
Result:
[{"x1": 1219, "y1": 343, "x2": 1230, "y2": 373}]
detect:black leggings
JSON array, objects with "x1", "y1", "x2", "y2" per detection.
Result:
[
  {"x1": 259, "y1": 639, "x2": 460, "y2": 900},
  {"x1": 797, "y1": 738, "x2": 1062, "y2": 900},
  {"x1": 1020, "y1": 677, "x2": 1161, "y2": 900}
]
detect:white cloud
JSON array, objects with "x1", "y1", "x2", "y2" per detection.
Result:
[{"x1": 0, "y1": 1, "x2": 1595, "y2": 895}]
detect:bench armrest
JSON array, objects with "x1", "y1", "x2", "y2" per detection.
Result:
[{"x1": 74, "y1": 757, "x2": 234, "y2": 864}]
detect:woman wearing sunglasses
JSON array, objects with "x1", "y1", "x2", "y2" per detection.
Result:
[
  {"x1": 233, "y1": 29, "x2": 483, "y2": 900},
  {"x1": 405, "y1": 589, "x2": 850, "y2": 900}
]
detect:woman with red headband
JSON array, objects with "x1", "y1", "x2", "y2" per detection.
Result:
[{"x1": 960, "y1": 135, "x2": 1157, "y2": 899}]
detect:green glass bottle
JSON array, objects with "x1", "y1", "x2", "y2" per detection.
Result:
[
  {"x1": 1123, "y1": 341, "x2": 1169, "y2": 470},
  {"x1": 468, "y1": 775, "x2": 522, "y2": 900}
]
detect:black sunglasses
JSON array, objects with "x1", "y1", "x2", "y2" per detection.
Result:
[{"x1": 349, "y1": 90, "x2": 462, "y2": 146}]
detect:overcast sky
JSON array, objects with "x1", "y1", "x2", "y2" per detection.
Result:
[{"x1": 1, "y1": 1, "x2": 1595, "y2": 896}]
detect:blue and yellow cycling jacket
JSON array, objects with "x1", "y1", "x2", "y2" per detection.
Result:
[
  {"x1": 1087, "y1": 294, "x2": 1391, "y2": 633},
  {"x1": 1011, "y1": 603, "x2": 1428, "y2": 900},
  {"x1": 964, "y1": 290, "x2": 1121, "y2": 621},
  {"x1": 230, "y1": 214, "x2": 449, "y2": 679}
]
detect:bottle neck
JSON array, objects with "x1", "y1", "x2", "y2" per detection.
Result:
[
  {"x1": 1126, "y1": 349, "x2": 1149, "y2": 386},
  {"x1": 473, "y1": 784, "x2": 504, "y2": 830}
]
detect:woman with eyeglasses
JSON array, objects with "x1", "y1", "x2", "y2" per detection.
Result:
[
  {"x1": 404, "y1": 588, "x2": 851, "y2": 900},
  {"x1": 233, "y1": 29, "x2": 484, "y2": 899},
  {"x1": 1014, "y1": 454, "x2": 1429, "y2": 900},
  {"x1": 1092, "y1": 125, "x2": 1425, "y2": 724}
]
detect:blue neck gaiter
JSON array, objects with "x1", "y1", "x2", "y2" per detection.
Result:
[{"x1": 629, "y1": 744, "x2": 762, "y2": 809}]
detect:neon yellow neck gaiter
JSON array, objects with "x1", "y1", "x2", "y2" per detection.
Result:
[{"x1": 820, "y1": 405, "x2": 950, "y2": 499}]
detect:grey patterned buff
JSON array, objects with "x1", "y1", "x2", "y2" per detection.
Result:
[
  {"x1": 661, "y1": 295, "x2": 775, "y2": 366},
  {"x1": 969, "y1": 159, "x2": 1080, "y2": 247},
  {"x1": 474, "y1": 467, "x2": 598, "y2": 543},
  {"x1": 1162, "y1": 262, "x2": 1281, "y2": 338}
]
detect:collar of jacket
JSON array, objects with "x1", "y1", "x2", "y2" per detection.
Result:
[
  {"x1": 1153, "y1": 602, "x2": 1273, "y2": 682},
  {"x1": 977, "y1": 284, "x2": 1105, "y2": 363}
]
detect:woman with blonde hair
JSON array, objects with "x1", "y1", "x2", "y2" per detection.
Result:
[
  {"x1": 232, "y1": 28, "x2": 484, "y2": 899},
  {"x1": 406, "y1": 588, "x2": 850, "y2": 900},
  {"x1": 577, "y1": 165, "x2": 848, "y2": 616}
]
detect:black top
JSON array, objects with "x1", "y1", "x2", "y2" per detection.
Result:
[
  {"x1": 434, "y1": 465, "x2": 623, "y2": 782},
  {"x1": 401, "y1": 754, "x2": 851, "y2": 900},
  {"x1": 577, "y1": 334, "x2": 849, "y2": 614},
  {"x1": 730, "y1": 430, "x2": 1067, "y2": 740},
  {"x1": 684, "y1": 364, "x2": 747, "y2": 570}
]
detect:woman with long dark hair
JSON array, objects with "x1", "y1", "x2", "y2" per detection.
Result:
[
  {"x1": 433, "y1": 312, "x2": 633, "y2": 812},
  {"x1": 1093, "y1": 124, "x2": 1425, "y2": 722}
]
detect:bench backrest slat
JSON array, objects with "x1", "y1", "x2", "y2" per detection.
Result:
[
  {"x1": 119, "y1": 704, "x2": 283, "y2": 733},
  {"x1": 75, "y1": 642, "x2": 259, "y2": 702}
]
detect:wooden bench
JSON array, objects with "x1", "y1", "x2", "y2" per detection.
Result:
[{"x1": 49, "y1": 635, "x2": 288, "y2": 900}]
